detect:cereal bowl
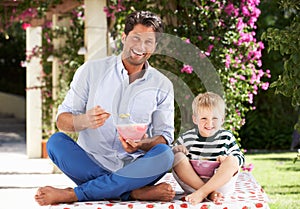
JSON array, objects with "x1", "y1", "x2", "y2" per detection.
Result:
[
  {"x1": 190, "y1": 159, "x2": 220, "y2": 178},
  {"x1": 116, "y1": 123, "x2": 148, "y2": 142}
]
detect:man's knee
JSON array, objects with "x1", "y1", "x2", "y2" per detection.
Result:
[
  {"x1": 47, "y1": 132, "x2": 69, "y2": 153},
  {"x1": 150, "y1": 144, "x2": 174, "y2": 169}
]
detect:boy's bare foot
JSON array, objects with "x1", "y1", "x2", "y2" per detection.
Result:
[
  {"x1": 35, "y1": 186, "x2": 78, "y2": 206},
  {"x1": 208, "y1": 191, "x2": 223, "y2": 203},
  {"x1": 185, "y1": 189, "x2": 207, "y2": 205},
  {"x1": 130, "y1": 182, "x2": 175, "y2": 201}
]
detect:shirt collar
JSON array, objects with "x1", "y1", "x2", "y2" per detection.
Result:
[{"x1": 117, "y1": 53, "x2": 151, "y2": 81}]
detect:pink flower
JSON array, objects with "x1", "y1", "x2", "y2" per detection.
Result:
[
  {"x1": 21, "y1": 23, "x2": 31, "y2": 30},
  {"x1": 225, "y1": 54, "x2": 231, "y2": 68},
  {"x1": 242, "y1": 163, "x2": 254, "y2": 172},
  {"x1": 239, "y1": 75, "x2": 246, "y2": 80},
  {"x1": 230, "y1": 77, "x2": 237, "y2": 84},
  {"x1": 248, "y1": 93, "x2": 253, "y2": 104},
  {"x1": 224, "y1": 3, "x2": 239, "y2": 17},
  {"x1": 261, "y1": 82, "x2": 269, "y2": 90},
  {"x1": 180, "y1": 64, "x2": 193, "y2": 74},
  {"x1": 206, "y1": 44, "x2": 214, "y2": 56}
]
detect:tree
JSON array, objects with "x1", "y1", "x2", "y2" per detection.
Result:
[{"x1": 262, "y1": 0, "x2": 300, "y2": 130}]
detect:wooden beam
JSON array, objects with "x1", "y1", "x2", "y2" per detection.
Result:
[
  {"x1": 50, "y1": 0, "x2": 82, "y2": 14},
  {"x1": 28, "y1": 0, "x2": 82, "y2": 27},
  {"x1": 0, "y1": 0, "x2": 24, "y2": 6}
]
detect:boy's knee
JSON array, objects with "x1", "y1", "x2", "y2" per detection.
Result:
[{"x1": 173, "y1": 152, "x2": 188, "y2": 167}]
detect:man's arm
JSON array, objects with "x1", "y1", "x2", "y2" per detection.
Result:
[{"x1": 56, "y1": 106, "x2": 110, "y2": 132}]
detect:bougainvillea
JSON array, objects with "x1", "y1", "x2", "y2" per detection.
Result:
[
  {"x1": 105, "y1": 0, "x2": 271, "y2": 141},
  {"x1": 1, "y1": 0, "x2": 271, "y2": 142}
]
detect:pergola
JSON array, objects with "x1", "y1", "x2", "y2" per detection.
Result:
[{"x1": 1, "y1": 0, "x2": 108, "y2": 158}]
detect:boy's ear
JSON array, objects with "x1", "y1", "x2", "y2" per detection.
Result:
[
  {"x1": 221, "y1": 116, "x2": 225, "y2": 125},
  {"x1": 192, "y1": 115, "x2": 198, "y2": 125}
]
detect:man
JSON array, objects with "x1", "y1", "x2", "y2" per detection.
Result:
[{"x1": 35, "y1": 10, "x2": 175, "y2": 206}]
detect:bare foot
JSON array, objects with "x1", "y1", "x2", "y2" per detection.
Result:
[
  {"x1": 34, "y1": 186, "x2": 78, "y2": 206},
  {"x1": 185, "y1": 189, "x2": 207, "y2": 205},
  {"x1": 130, "y1": 182, "x2": 175, "y2": 201},
  {"x1": 208, "y1": 191, "x2": 223, "y2": 203}
]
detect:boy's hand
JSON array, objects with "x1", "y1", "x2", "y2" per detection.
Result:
[
  {"x1": 172, "y1": 145, "x2": 189, "y2": 155},
  {"x1": 217, "y1": 155, "x2": 227, "y2": 163}
]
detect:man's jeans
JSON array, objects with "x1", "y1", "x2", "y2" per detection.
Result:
[{"x1": 46, "y1": 132, "x2": 174, "y2": 201}]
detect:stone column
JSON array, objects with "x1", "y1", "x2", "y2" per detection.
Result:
[
  {"x1": 84, "y1": 0, "x2": 107, "y2": 60},
  {"x1": 26, "y1": 26, "x2": 42, "y2": 158},
  {"x1": 52, "y1": 14, "x2": 70, "y2": 133}
]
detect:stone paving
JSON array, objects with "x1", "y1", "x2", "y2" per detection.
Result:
[{"x1": 0, "y1": 115, "x2": 75, "y2": 209}]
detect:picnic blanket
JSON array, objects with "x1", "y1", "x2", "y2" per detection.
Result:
[{"x1": 49, "y1": 171, "x2": 270, "y2": 209}]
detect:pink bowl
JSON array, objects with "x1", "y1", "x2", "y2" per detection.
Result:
[
  {"x1": 190, "y1": 159, "x2": 220, "y2": 178},
  {"x1": 116, "y1": 123, "x2": 148, "y2": 142}
]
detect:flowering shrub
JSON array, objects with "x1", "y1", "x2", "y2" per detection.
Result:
[
  {"x1": 106, "y1": 0, "x2": 271, "y2": 141},
  {"x1": 1, "y1": 0, "x2": 272, "y2": 143}
]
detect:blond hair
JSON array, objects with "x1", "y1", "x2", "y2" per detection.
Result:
[{"x1": 192, "y1": 92, "x2": 226, "y2": 118}]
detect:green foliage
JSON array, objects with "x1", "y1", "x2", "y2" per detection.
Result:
[
  {"x1": 0, "y1": 23, "x2": 26, "y2": 96},
  {"x1": 239, "y1": 0, "x2": 298, "y2": 150},
  {"x1": 240, "y1": 90, "x2": 297, "y2": 150},
  {"x1": 261, "y1": 0, "x2": 300, "y2": 131}
]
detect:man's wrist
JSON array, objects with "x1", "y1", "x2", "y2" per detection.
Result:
[{"x1": 73, "y1": 114, "x2": 89, "y2": 131}]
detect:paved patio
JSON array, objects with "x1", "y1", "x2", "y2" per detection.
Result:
[{"x1": 0, "y1": 115, "x2": 75, "y2": 209}]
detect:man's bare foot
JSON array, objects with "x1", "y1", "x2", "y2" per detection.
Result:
[
  {"x1": 185, "y1": 189, "x2": 207, "y2": 205},
  {"x1": 34, "y1": 186, "x2": 78, "y2": 206},
  {"x1": 208, "y1": 191, "x2": 223, "y2": 203},
  {"x1": 130, "y1": 182, "x2": 175, "y2": 201}
]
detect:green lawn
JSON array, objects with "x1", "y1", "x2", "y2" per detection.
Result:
[{"x1": 245, "y1": 152, "x2": 300, "y2": 209}]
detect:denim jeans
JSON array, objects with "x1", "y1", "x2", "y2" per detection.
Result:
[{"x1": 46, "y1": 132, "x2": 174, "y2": 201}]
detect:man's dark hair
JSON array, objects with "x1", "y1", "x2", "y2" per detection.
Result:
[{"x1": 124, "y1": 11, "x2": 164, "y2": 40}]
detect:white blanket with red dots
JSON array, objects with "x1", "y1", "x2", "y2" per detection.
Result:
[{"x1": 49, "y1": 172, "x2": 270, "y2": 209}]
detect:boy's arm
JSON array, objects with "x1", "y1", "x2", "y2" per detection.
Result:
[{"x1": 226, "y1": 132, "x2": 245, "y2": 166}]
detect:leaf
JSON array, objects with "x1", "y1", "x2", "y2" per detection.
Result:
[{"x1": 292, "y1": 53, "x2": 300, "y2": 64}]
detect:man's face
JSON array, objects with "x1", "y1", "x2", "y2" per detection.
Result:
[{"x1": 122, "y1": 24, "x2": 157, "y2": 67}]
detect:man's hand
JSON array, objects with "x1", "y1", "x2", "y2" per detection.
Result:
[
  {"x1": 118, "y1": 134, "x2": 149, "y2": 153},
  {"x1": 84, "y1": 106, "x2": 110, "y2": 129},
  {"x1": 118, "y1": 136, "x2": 141, "y2": 153}
]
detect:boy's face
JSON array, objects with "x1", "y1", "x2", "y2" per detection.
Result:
[{"x1": 193, "y1": 107, "x2": 224, "y2": 137}]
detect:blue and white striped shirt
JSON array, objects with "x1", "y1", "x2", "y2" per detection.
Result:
[{"x1": 174, "y1": 128, "x2": 245, "y2": 166}]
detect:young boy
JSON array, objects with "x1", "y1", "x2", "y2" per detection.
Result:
[{"x1": 172, "y1": 92, "x2": 245, "y2": 205}]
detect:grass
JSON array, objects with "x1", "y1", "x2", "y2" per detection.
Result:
[{"x1": 245, "y1": 151, "x2": 300, "y2": 209}]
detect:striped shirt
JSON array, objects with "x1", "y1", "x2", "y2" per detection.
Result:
[{"x1": 174, "y1": 128, "x2": 245, "y2": 166}]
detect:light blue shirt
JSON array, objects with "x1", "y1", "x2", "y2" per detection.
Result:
[{"x1": 57, "y1": 54, "x2": 174, "y2": 172}]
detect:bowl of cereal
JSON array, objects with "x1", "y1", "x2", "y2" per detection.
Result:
[
  {"x1": 190, "y1": 159, "x2": 220, "y2": 178},
  {"x1": 116, "y1": 123, "x2": 148, "y2": 142}
]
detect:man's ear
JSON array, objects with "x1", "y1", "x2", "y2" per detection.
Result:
[
  {"x1": 192, "y1": 115, "x2": 198, "y2": 125},
  {"x1": 121, "y1": 32, "x2": 126, "y2": 44}
]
